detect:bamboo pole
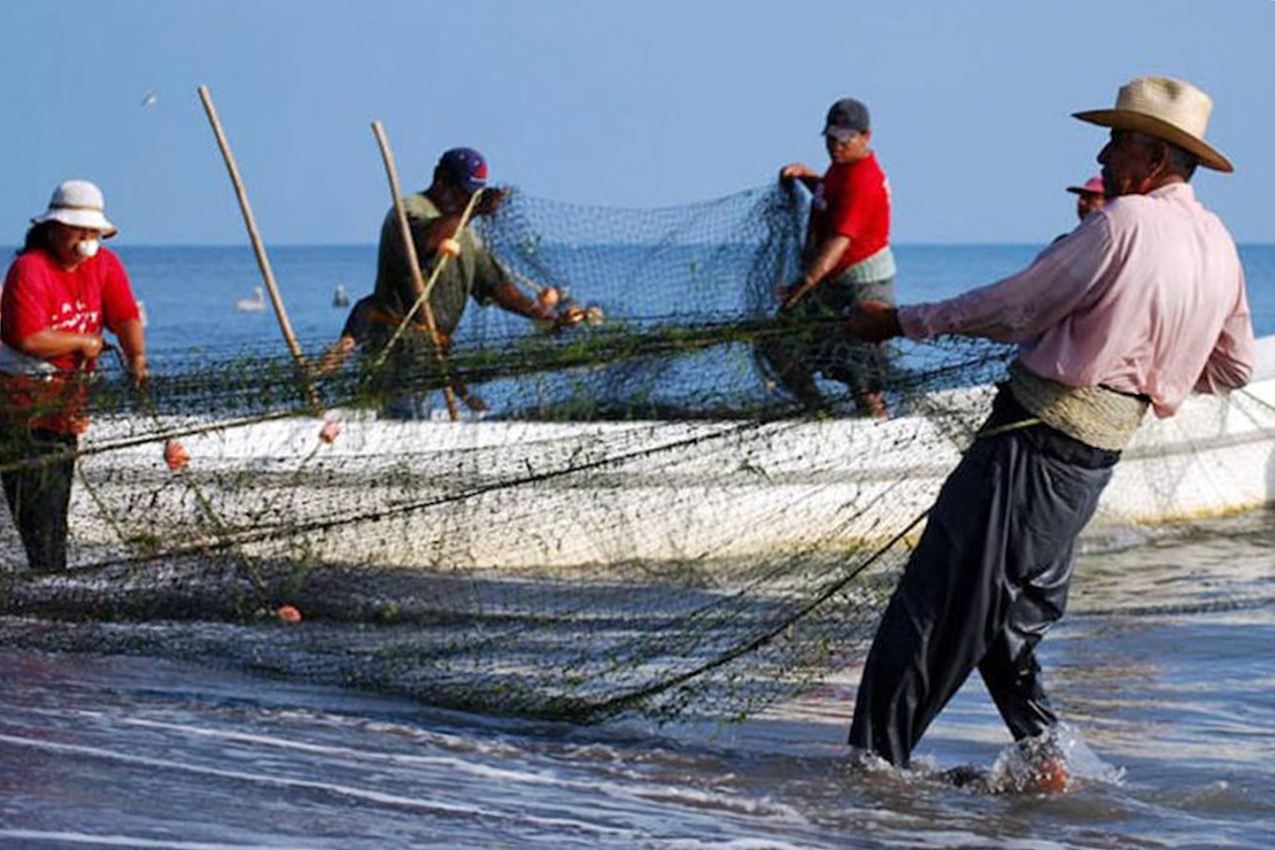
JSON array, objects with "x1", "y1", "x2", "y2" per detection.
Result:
[
  {"x1": 370, "y1": 120, "x2": 459, "y2": 421},
  {"x1": 197, "y1": 84, "x2": 323, "y2": 417}
]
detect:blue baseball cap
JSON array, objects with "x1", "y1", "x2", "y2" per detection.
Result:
[{"x1": 437, "y1": 147, "x2": 488, "y2": 193}]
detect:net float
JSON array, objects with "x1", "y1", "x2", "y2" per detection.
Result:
[
  {"x1": 319, "y1": 420, "x2": 342, "y2": 444},
  {"x1": 163, "y1": 440, "x2": 190, "y2": 471},
  {"x1": 275, "y1": 605, "x2": 303, "y2": 624},
  {"x1": 537, "y1": 286, "x2": 561, "y2": 308}
]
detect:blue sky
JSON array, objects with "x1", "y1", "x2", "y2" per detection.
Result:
[{"x1": 0, "y1": 0, "x2": 1271, "y2": 245}]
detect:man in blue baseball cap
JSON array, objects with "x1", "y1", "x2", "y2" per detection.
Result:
[
  {"x1": 341, "y1": 147, "x2": 562, "y2": 418},
  {"x1": 437, "y1": 147, "x2": 489, "y2": 194}
]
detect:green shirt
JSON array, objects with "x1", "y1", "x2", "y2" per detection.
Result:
[{"x1": 371, "y1": 193, "x2": 507, "y2": 339}]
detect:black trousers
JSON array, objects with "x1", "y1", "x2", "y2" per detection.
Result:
[
  {"x1": 0, "y1": 427, "x2": 78, "y2": 572},
  {"x1": 847, "y1": 388, "x2": 1118, "y2": 767}
]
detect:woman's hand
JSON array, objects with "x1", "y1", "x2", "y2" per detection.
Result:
[{"x1": 128, "y1": 353, "x2": 150, "y2": 388}]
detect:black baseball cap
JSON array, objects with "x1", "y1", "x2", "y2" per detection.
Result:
[{"x1": 823, "y1": 98, "x2": 870, "y2": 141}]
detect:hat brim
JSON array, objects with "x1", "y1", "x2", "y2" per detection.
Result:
[
  {"x1": 822, "y1": 126, "x2": 861, "y2": 143},
  {"x1": 1073, "y1": 109, "x2": 1233, "y2": 173},
  {"x1": 32, "y1": 209, "x2": 118, "y2": 238}
]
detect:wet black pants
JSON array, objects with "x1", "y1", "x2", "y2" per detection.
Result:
[
  {"x1": 0, "y1": 427, "x2": 78, "y2": 572},
  {"x1": 847, "y1": 390, "x2": 1117, "y2": 767}
]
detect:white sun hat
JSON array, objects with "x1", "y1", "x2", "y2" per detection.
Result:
[
  {"x1": 31, "y1": 179, "x2": 118, "y2": 237},
  {"x1": 1073, "y1": 76, "x2": 1233, "y2": 173}
]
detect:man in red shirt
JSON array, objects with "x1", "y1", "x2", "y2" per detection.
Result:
[
  {"x1": 0, "y1": 180, "x2": 149, "y2": 572},
  {"x1": 764, "y1": 98, "x2": 895, "y2": 416}
]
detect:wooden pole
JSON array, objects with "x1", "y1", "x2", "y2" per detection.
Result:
[
  {"x1": 370, "y1": 120, "x2": 459, "y2": 421},
  {"x1": 197, "y1": 84, "x2": 323, "y2": 417}
]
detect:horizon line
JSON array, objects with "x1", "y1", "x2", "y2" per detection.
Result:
[{"x1": 89, "y1": 240, "x2": 1275, "y2": 250}]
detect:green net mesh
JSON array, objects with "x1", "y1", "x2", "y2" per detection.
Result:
[{"x1": 0, "y1": 183, "x2": 1030, "y2": 721}]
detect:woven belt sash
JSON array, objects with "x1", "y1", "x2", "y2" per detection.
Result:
[{"x1": 1006, "y1": 360, "x2": 1148, "y2": 451}]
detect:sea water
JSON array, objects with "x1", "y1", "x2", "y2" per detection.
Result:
[
  {"x1": 108, "y1": 242, "x2": 1275, "y2": 355},
  {"x1": 2, "y1": 512, "x2": 1274, "y2": 848},
  {"x1": 1, "y1": 243, "x2": 1273, "y2": 848}
]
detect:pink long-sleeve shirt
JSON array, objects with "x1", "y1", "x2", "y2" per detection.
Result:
[{"x1": 899, "y1": 183, "x2": 1255, "y2": 418}]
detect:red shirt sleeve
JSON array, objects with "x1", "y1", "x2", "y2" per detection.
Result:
[{"x1": 2, "y1": 252, "x2": 57, "y2": 347}]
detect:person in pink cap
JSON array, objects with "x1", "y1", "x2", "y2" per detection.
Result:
[{"x1": 1066, "y1": 174, "x2": 1107, "y2": 222}]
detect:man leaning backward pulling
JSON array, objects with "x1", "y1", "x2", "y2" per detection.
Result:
[{"x1": 844, "y1": 76, "x2": 1255, "y2": 770}]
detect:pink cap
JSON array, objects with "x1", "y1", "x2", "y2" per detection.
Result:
[{"x1": 1066, "y1": 175, "x2": 1105, "y2": 195}]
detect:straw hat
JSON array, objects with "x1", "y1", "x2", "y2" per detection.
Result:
[
  {"x1": 31, "y1": 179, "x2": 118, "y2": 237},
  {"x1": 1073, "y1": 76, "x2": 1232, "y2": 173}
]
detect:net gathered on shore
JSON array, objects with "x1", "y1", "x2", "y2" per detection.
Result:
[{"x1": 0, "y1": 182, "x2": 1026, "y2": 721}]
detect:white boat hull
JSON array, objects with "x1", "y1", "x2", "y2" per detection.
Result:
[{"x1": 51, "y1": 337, "x2": 1275, "y2": 572}]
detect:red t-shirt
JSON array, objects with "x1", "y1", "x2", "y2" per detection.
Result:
[
  {"x1": 1, "y1": 247, "x2": 140, "y2": 433},
  {"x1": 809, "y1": 151, "x2": 891, "y2": 275},
  {"x1": 2, "y1": 247, "x2": 140, "y2": 371}
]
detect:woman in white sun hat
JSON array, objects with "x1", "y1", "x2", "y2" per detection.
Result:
[{"x1": 0, "y1": 179, "x2": 149, "y2": 572}]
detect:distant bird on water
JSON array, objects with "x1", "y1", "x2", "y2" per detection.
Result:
[
  {"x1": 332, "y1": 283, "x2": 350, "y2": 308},
  {"x1": 235, "y1": 286, "x2": 266, "y2": 312}
]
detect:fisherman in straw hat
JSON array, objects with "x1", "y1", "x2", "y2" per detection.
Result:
[
  {"x1": 841, "y1": 76, "x2": 1255, "y2": 784},
  {"x1": 0, "y1": 180, "x2": 151, "y2": 572}
]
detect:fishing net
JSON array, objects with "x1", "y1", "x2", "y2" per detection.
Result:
[{"x1": 1, "y1": 181, "x2": 1218, "y2": 722}]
